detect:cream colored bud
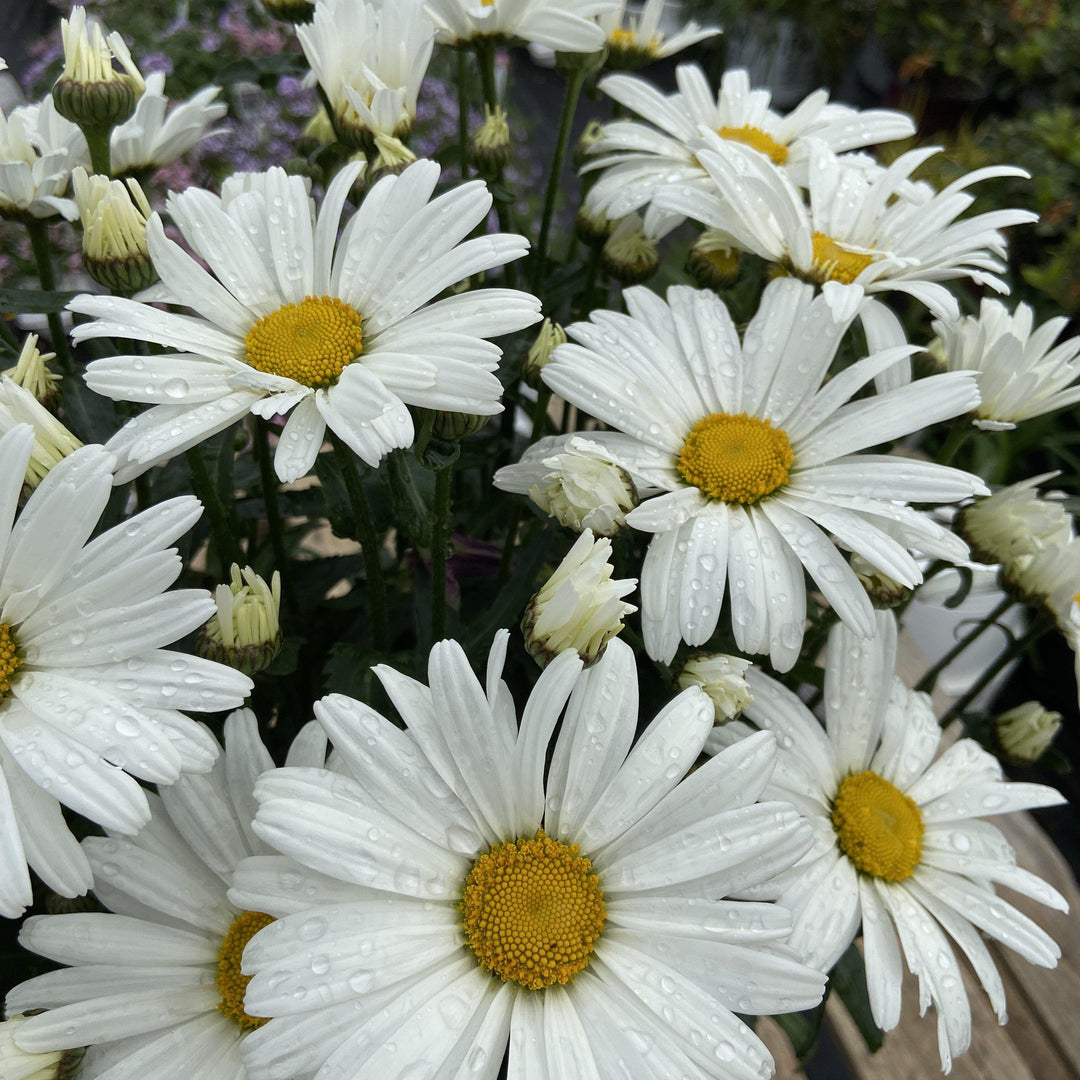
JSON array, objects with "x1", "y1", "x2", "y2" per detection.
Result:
[
  {"x1": 369, "y1": 133, "x2": 417, "y2": 179},
  {"x1": 600, "y1": 212, "x2": 658, "y2": 284},
  {"x1": 575, "y1": 203, "x2": 615, "y2": 247},
  {"x1": 1, "y1": 1015, "x2": 85, "y2": 1080},
  {"x1": 522, "y1": 318, "x2": 567, "y2": 389},
  {"x1": 676, "y1": 653, "x2": 753, "y2": 723},
  {"x1": 851, "y1": 553, "x2": 911, "y2": 609},
  {"x1": 995, "y1": 701, "x2": 1061, "y2": 765},
  {"x1": 53, "y1": 6, "x2": 144, "y2": 129},
  {"x1": 573, "y1": 119, "x2": 606, "y2": 169},
  {"x1": 527, "y1": 436, "x2": 638, "y2": 537},
  {"x1": 5, "y1": 333, "x2": 62, "y2": 411},
  {"x1": 71, "y1": 167, "x2": 156, "y2": 295},
  {"x1": 522, "y1": 530, "x2": 636, "y2": 667},
  {"x1": 471, "y1": 105, "x2": 511, "y2": 174},
  {"x1": 197, "y1": 564, "x2": 282, "y2": 676},
  {"x1": 0, "y1": 374, "x2": 82, "y2": 496}
]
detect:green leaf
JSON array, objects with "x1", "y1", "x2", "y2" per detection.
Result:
[
  {"x1": 0, "y1": 288, "x2": 80, "y2": 314},
  {"x1": 772, "y1": 1001, "x2": 827, "y2": 1060},
  {"x1": 262, "y1": 635, "x2": 304, "y2": 677},
  {"x1": 832, "y1": 943, "x2": 883, "y2": 1053}
]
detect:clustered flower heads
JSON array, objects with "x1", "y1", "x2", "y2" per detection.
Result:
[{"x1": 0, "y1": 3, "x2": 1075, "y2": 1079}]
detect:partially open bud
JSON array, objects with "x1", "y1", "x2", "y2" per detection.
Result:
[
  {"x1": 522, "y1": 530, "x2": 636, "y2": 667},
  {"x1": 527, "y1": 436, "x2": 638, "y2": 536},
  {"x1": 994, "y1": 701, "x2": 1062, "y2": 765},
  {"x1": 1, "y1": 1015, "x2": 85, "y2": 1080},
  {"x1": 0, "y1": 375, "x2": 82, "y2": 498},
  {"x1": 676, "y1": 653, "x2": 753, "y2": 723},
  {"x1": 71, "y1": 167, "x2": 156, "y2": 295},
  {"x1": 575, "y1": 202, "x2": 615, "y2": 247},
  {"x1": 368, "y1": 133, "x2": 417, "y2": 180},
  {"x1": 53, "y1": 6, "x2": 144, "y2": 131},
  {"x1": 259, "y1": 0, "x2": 316, "y2": 23},
  {"x1": 197, "y1": 565, "x2": 282, "y2": 676},
  {"x1": 471, "y1": 105, "x2": 511, "y2": 175},
  {"x1": 5, "y1": 333, "x2": 62, "y2": 412},
  {"x1": 573, "y1": 119, "x2": 606, "y2": 170},
  {"x1": 522, "y1": 318, "x2": 567, "y2": 389},
  {"x1": 687, "y1": 229, "x2": 741, "y2": 291},
  {"x1": 600, "y1": 212, "x2": 658, "y2": 284},
  {"x1": 851, "y1": 552, "x2": 911, "y2": 609}
]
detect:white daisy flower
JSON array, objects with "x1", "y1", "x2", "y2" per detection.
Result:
[
  {"x1": 423, "y1": 0, "x2": 617, "y2": 53},
  {"x1": 0, "y1": 96, "x2": 87, "y2": 222},
  {"x1": 540, "y1": 278, "x2": 986, "y2": 669},
  {"x1": 6, "y1": 709, "x2": 328, "y2": 1079},
  {"x1": 582, "y1": 64, "x2": 915, "y2": 235},
  {"x1": 73, "y1": 159, "x2": 541, "y2": 484},
  {"x1": 931, "y1": 298, "x2": 1080, "y2": 430},
  {"x1": 297, "y1": 0, "x2": 434, "y2": 151},
  {"x1": 110, "y1": 72, "x2": 227, "y2": 176},
  {"x1": 0, "y1": 424, "x2": 253, "y2": 919},
  {"x1": 708, "y1": 611, "x2": 1068, "y2": 1072},
  {"x1": 231, "y1": 633, "x2": 825, "y2": 1080},
  {"x1": 600, "y1": 0, "x2": 721, "y2": 69},
  {"x1": 655, "y1": 138, "x2": 1038, "y2": 358},
  {"x1": 0, "y1": 1015, "x2": 82, "y2": 1080}
]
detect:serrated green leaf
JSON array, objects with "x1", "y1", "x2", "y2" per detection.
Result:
[{"x1": 0, "y1": 288, "x2": 80, "y2": 314}]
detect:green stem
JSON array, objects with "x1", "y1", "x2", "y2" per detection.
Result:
[
  {"x1": 530, "y1": 385, "x2": 552, "y2": 444},
  {"x1": 186, "y1": 448, "x2": 244, "y2": 570},
  {"x1": 25, "y1": 219, "x2": 74, "y2": 375},
  {"x1": 431, "y1": 460, "x2": 454, "y2": 642},
  {"x1": 914, "y1": 594, "x2": 1014, "y2": 694},
  {"x1": 83, "y1": 127, "x2": 111, "y2": 176},
  {"x1": 532, "y1": 67, "x2": 586, "y2": 294},
  {"x1": 456, "y1": 49, "x2": 470, "y2": 180},
  {"x1": 331, "y1": 433, "x2": 389, "y2": 651},
  {"x1": 937, "y1": 421, "x2": 972, "y2": 467},
  {"x1": 496, "y1": 502, "x2": 522, "y2": 591},
  {"x1": 254, "y1": 420, "x2": 298, "y2": 613},
  {"x1": 937, "y1": 614, "x2": 1052, "y2": 728}
]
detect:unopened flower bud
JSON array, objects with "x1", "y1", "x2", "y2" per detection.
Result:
[
  {"x1": 259, "y1": 0, "x2": 316, "y2": 23},
  {"x1": 687, "y1": 229, "x2": 741, "y2": 291},
  {"x1": 526, "y1": 436, "x2": 638, "y2": 536},
  {"x1": 197, "y1": 565, "x2": 282, "y2": 676},
  {"x1": 554, "y1": 46, "x2": 608, "y2": 75},
  {"x1": 676, "y1": 653, "x2": 753, "y2": 723},
  {"x1": 600, "y1": 212, "x2": 658, "y2": 284},
  {"x1": 53, "y1": 6, "x2": 144, "y2": 131},
  {"x1": 994, "y1": 701, "x2": 1061, "y2": 765},
  {"x1": 71, "y1": 167, "x2": 156, "y2": 295},
  {"x1": 470, "y1": 105, "x2": 511, "y2": 175},
  {"x1": 0, "y1": 375, "x2": 82, "y2": 497},
  {"x1": 575, "y1": 203, "x2": 615, "y2": 247},
  {"x1": 5, "y1": 333, "x2": 62, "y2": 412},
  {"x1": 522, "y1": 530, "x2": 636, "y2": 667},
  {"x1": 573, "y1": 119, "x2": 606, "y2": 169},
  {"x1": 522, "y1": 318, "x2": 567, "y2": 389},
  {"x1": 431, "y1": 410, "x2": 488, "y2": 440},
  {"x1": 851, "y1": 553, "x2": 911, "y2": 609},
  {"x1": 1, "y1": 1015, "x2": 85, "y2": 1080}
]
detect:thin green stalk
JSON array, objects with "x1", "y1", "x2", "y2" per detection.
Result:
[
  {"x1": 531, "y1": 67, "x2": 586, "y2": 294},
  {"x1": 915, "y1": 594, "x2": 1014, "y2": 693},
  {"x1": 530, "y1": 385, "x2": 552, "y2": 444},
  {"x1": 331, "y1": 433, "x2": 389, "y2": 651},
  {"x1": 83, "y1": 127, "x2": 111, "y2": 176},
  {"x1": 431, "y1": 460, "x2": 455, "y2": 642},
  {"x1": 186, "y1": 448, "x2": 245, "y2": 570},
  {"x1": 496, "y1": 502, "x2": 523, "y2": 591},
  {"x1": 254, "y1": 420, "x2": 298, "y2": 613},
  {"x1": 938, "y1": 421, "x2": 972, "y2": 467},
  {"x1": 937, "y1": 615, "x2": 1053, "y2": 728},
  {"x1": 457, "y1": 49, "x2": 470, "y2": 180},
  {"x1": 0, "y1": 319, "x2": 18, "y2": 350},
  {"x1": 25, "y1": 219, "x2": 74, "y2": 374}
]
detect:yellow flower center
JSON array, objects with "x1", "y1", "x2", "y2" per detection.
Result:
[
  {"x1": 216, "y1": 910, "x2": 274, "y2": 1030},
  {"x1": 0, "y1": 623, "x2": 22, "y2": 698},
  {"x1": 715, "y1": 125, "x2": 790, "y2": 166},
  {"x1": 810, "y1": 232, "x2": 876, "y2": 285},
  {"x1": 244, "y1": 295, "x2": 362, "y2": 389},
  {"x1": 461, "y1": 831, "x2": 606, "y2": 990},
  {"x1": 832, "y1": 771, "x2": 924, "y2": 882},
  {"x1": 677, "y1": 412, "x2": 794, "y2": 504}
]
